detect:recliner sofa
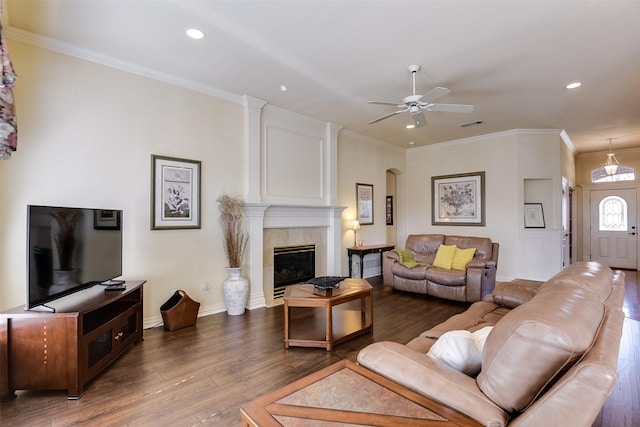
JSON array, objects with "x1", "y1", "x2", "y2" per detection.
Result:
[
  {"x1": 358, "y1": 262, "x2": 625, "y2": 426},
  {"x1": 383, "y1": 234, "x2": 499, "y2": 302}
]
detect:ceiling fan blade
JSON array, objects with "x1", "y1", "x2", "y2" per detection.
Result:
[
  {"x1": 419, "y1": 87, "x2": 451, "y2": 103},
  {"x1": 412, "y1": 111, "x2": 427, "y2": 128},
  {"x1": 368, "y1": 110, "x2": 404, "y2": 124},
  {"x1": 427, "y1": 103, "x2": 474, "y2": 113},
  {"x1": 368, "y1": 100, "x2": 405, "y2": 107}
]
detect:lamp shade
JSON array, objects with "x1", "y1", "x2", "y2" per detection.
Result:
[{"x1": 351, "y1": 220, "x2": 361, "y2": 230}]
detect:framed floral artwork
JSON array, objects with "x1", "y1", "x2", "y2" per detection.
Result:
[
  {"x1": 151, "y1": 155, "x2": 201, "y2": 230},
  {"x1": 431, "y1": 171, "x2": 485, "y2": 226}
]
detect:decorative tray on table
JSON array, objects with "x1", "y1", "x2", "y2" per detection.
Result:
[{"x1": 305, "y1": 276, "x2": 349, "y2": 290}]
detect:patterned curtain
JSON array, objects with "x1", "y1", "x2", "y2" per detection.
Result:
[{"x1": 0, "y1": 3, "x2": 17, "y2": 160}]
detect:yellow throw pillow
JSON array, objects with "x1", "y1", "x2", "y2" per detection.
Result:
[
  {"x1": 433, "y1": 244, "x2": 457, "y2": 269},
  {"x1": 452, "y1": 247, "x2": 476, "y2": 271}
]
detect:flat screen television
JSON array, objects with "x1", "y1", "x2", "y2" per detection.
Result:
[{"x1": 26, "y1": 205, "x2": 123, "y2": 310}]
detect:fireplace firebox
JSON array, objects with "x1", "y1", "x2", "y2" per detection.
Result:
[{"x1": 273, "y1": 244, "x2": 315, "y2": 298}]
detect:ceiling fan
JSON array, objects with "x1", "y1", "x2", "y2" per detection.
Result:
[{"x1": 368, "y1": 64, "x2": 474, "y2": 128}]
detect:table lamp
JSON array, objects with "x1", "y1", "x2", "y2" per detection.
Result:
[{"x1": 351, "y1": 220, "x2": 361, "y2": 247}]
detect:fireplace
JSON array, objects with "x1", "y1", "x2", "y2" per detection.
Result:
[{"x1": 273, "y1": 244, "x2": 316, "y2": 298}]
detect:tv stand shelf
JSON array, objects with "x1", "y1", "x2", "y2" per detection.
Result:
[{"x1": 0, "y1": 280, "x2": 145, "y2": 400}]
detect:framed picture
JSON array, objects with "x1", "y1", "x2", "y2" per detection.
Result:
[
  {"x1": 94, "y1": 209, "x2": 121, "y2": 230},
  {"x1": 431, "y1": 171, "x2": 485, "y2": 226},
  {"x1": 151, "y1": 155, "x2": 201, "y2": 230},
  {"x1": 524, "y1": 203, "x2": 545, "y2": 228},
  {"x1": 386, "y1": 196, "x2": 393, "y2": 225},
  {"x1": 356, "y1": 183, "x2": 374, "y2": 225}
]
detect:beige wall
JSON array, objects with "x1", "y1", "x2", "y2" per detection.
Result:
[
  {"x1": 0, "y1": 41, "x2": 244, "y2": 323},
  {"x1": 337, "y1": 130, "x2": 406, "y2": 274},
  {"x1": 404, "y1": 130, "x2": 570, "y2": 281},
  {"x1": 575, "y1": 147, "x2": 640, "y2": 185}
]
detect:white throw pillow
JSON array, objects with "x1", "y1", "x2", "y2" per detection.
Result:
[{"x1": 427, "y1": 326, "x2": 493, "y2": 376}]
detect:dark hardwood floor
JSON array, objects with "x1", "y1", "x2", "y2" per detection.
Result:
[{"x1": 1, "y1": 272, "x2": 638, "y2": 426}]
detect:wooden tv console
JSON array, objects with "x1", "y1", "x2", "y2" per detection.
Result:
[{"x1": 0, "y1": 280, "x2": 145, "y2": 400}]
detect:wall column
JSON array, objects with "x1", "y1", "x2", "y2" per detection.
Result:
[
  {"x1": 245, "y1": 203, "x2": 269, "y2": 309},
  {"x1": 243, "y1": 95, "x2": 267, "y2": 204}
]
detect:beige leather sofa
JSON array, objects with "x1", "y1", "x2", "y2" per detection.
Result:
[
  {"x1": 383, "y1": 234, "x2": 499, "y2": 302},
  {"x1": 358, "y1": 262, "x2": 625, "y2": 426}
]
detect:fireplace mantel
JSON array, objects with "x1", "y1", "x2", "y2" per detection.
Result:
[{"x1": 241, "y1": 97, "x2": 345, "y2": 308}]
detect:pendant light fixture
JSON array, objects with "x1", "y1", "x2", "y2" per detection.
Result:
[{"x1": 604, "y1": 138, "x2": 619, "y2": 176}]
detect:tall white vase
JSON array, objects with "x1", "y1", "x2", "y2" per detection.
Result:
[{"x1": 223, "y1": 267, "x2": 249, "y2": 315}]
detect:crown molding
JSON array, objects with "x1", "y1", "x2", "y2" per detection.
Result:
[{"x1": 5, "y1": 26, "x2": 243, "y2": 105}]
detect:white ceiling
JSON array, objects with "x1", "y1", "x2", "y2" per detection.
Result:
[{"x1": 5, "y1": 0, "x2": 640, "y2": 153}]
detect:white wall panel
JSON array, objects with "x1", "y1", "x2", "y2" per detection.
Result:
[{"x1": 265, "y1": 125, "x2": 323, "y2": 200}]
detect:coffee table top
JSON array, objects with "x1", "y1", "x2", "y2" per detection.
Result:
[
  {"x1": 284, "y1": 278, "x2": 371, "y2": 301},
  {"x1": 241, "y1": 359, "x2": 482, "y2": 426}
]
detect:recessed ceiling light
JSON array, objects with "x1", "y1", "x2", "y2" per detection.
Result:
[
  {"x1": 280, "y1": 85, "x2": 288, "y2": 92},
  {"x1": 186, "y1": 28, "x2": 205, "y2": 39},
  {"x1": 408, "y1": 141, "x2": 415, "y2": 147},
  {"x1": 405, "y1": 124, "x2": 415, "y2": 129},
  {"x1": 565, "y1": 82, "x2": 581, "y2": 89}
]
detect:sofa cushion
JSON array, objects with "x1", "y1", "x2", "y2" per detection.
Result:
[
  {"x1": 451, "y1": 247, "x2": 476, "y2": 271},
  {"x1": 425, "y1": 267, "x2": 466, "y2": 286},
  {"x1": 433, "y1": 244, "x2": 456, "y2": 269},
  {"x1": 427, "y1": 326, "x2": 493, "y2": 376},
  {"x1": 476, "y1": 266, "x2": 608, "y2": 413},
  {"x1": 445, "y1": 235, "x2": 493, "y2": 260},
  {"x1": 538, "y1": 261, "x2": 613, "y2": 303},
  {"x1": 391, "y1": 262, "x2": 429, "y2": 280},
  {"x1": 406, "y1": 234, "x2": 445, "y2": 254},
  {"x1": 421, "y1": 301, "x2": 509, "y2": 340}
]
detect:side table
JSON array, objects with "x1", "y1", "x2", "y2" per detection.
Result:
[
  {"x1": 347, "y1": 244, "x2": 395, "y2": 278},
  {"x1": 283, "y1": 278, "x2": 373, "y2": 351}
]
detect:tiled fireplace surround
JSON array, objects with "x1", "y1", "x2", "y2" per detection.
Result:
[{"x1": 242, "y1": 97, "x2": 346, "y2": 309}]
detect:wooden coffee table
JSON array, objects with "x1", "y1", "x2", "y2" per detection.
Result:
[
  {"x1": 240, "y1": 359, "x2": 482, "y2": 426},
  {"x1": 283, "y1": 278, "x2": 373, "y2": 351}
]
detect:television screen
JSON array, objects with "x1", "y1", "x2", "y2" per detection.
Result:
[{"x1": 26, "y1": 205, "x2": 123, "y2": 310}]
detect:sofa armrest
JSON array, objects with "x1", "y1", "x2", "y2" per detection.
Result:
[
  {"x1": 382, "y1": 251, "x2": 398, "y2": 286},
  {"x1": 357, "y1": 342, "x2": 508, "y2": 426},
  {"x1": 384, "y1": 250, "x2": 399, "y2": 261},
  {"x1": 486, "y1": 281, "x2": 540, "y2": 308},
  {"x1": 467, "y1": 259, "x2": 496, "y2": 269}
]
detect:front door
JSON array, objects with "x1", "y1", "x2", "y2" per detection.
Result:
[{"x1": 589, "y1": 188, "x2": 637, "y2": 269}]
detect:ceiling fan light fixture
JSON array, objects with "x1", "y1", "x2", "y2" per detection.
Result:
[{"x1": 367, "y1": 64, "x2": 473, "y2": 127}]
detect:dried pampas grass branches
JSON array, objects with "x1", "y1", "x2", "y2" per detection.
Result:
[{"x1": 217, "y1": 194, "x2": 247, "y2": 268}]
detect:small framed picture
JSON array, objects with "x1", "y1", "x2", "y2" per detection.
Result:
[
  {"x1": 524, "y1": 203, "x2": 545, "y2": 228},
  {"x1": 151, "y1": 155, "x2": 201, "y2": 230},
  {"x1": 94, "y1": 210, "x2": 121, "y2": 230},
  {"x1": 356, "y1": 183, "x2": 374, "y2": 225},
  {"x1": 386, "y1": 196, "x2": 393, "y2": 225}
]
